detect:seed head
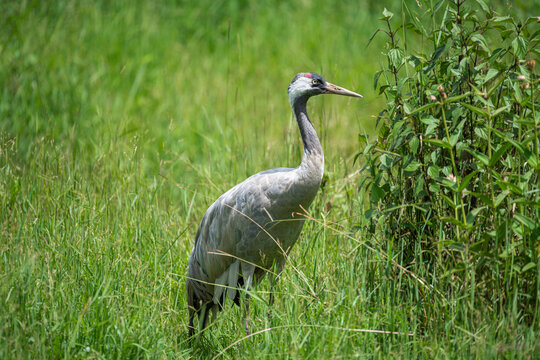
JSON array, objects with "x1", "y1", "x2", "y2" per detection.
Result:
[{"x1": 526, "y1": 59, "x2": 536, "y2": 71}]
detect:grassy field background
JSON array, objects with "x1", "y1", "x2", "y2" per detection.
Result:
[{"x1": 1, "y1": 0, "x2": 538, "y2": 358}]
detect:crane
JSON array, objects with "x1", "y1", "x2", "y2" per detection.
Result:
[{"x1": 186, "y1": 72, "x2": 362, "y2": 336}]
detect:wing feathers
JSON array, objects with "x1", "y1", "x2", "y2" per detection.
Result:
[{"x1": 213, "y1": 271, "x2": 228, "y2": 304}]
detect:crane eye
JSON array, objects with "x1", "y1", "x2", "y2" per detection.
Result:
[{"x1": 312, "y1": 79, "x2": 319, "y2": 85}]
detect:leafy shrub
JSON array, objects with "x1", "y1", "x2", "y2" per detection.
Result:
[{"x1": 359, "y1": 0, "x2": 539, "y2": 322}]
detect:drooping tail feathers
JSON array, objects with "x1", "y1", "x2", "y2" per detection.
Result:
[{"x1": 186, "y1": 259, "x2": 257, "y2": 336}]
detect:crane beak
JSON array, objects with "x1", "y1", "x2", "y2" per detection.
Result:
[{"x1": 324, "y1": 82, "x2": 363, "y2": 98}]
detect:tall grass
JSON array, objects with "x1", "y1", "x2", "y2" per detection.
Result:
[{"x1": 1, "y1": 0, "x2": 538, "y2": 358}]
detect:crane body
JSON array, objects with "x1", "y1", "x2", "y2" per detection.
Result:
[{"x1": 187, "y1": 73, "x2": 361, "y2": 336}]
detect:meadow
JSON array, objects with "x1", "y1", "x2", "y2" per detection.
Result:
[{"x1": 1, "y1": 0, "x2": 538, "y2": 358}]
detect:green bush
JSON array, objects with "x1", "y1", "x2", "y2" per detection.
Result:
[{"x1": 360, "y1": 0, "x2": 539, "y2": 323}]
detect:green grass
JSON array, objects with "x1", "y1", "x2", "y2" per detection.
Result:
[{"x1": 1, "y1": 0, "x2": 538, "y2": 358}]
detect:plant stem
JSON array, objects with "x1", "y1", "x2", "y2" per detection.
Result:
[{"x1": 441, "y1": 101, "x2": 467, "y2": 231}]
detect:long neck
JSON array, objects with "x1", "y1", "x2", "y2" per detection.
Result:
[{"x1": 292, "y1": 96, "x2": 324, "y2": 176}]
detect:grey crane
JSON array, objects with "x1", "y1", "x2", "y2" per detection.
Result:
[{"x1": 186, "y1": 72, "x2": 361, "y2": 336}]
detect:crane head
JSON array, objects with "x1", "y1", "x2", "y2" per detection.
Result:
[{"x1": 288, "y1": 72, "x2": 362, "y2": 107}]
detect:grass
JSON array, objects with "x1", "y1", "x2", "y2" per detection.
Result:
[{"x1": 1, "y1": 0, "x2": 538, "y2": 358}]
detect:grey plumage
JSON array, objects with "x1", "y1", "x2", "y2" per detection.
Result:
[{"x1": 186, "y1": 73, "x2": 361, "y2": 336}]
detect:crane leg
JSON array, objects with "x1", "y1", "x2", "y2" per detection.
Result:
[
  {"x1": 268, "y1": 273, "x2": 276, "y2": 307},
  {"x1": 188, "y1": 309, "x2": 196, "y2": 337},
  {"x1": 199, "y1": 302, "x2": 211, "y2": 333},
  {"x1": 267, "y1": 273, "x2": 278, "y2": 319},
  {"x1": 268, "y1": 260, "x2": 284, "y2": 308},
  {"x1": 243, "y1": 293, "x2": 251, "y2": 335},
  {"x1": 241, "y1": 269, "x2": 254, "y2": 335}
]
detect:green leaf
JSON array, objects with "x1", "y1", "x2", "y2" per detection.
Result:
[
  {"x1": 408, "y1": 55, "x2": 423, "y2": 68},
  {"x1": 457, "y1": 170, "x2": 479, "y2": 193},
  {"x1": 514, "y1": 119, "x2": 537, "y2": 126},
  {"x1": 492, "y1": 16, "x2": 513, "y2": 24},
  {"x1": 512, "y1": 36, "x2": 528, "y2": 58},
  {"x1": 514, "y1": 213, "x2": 536, "y2": 230},
  {"x1": 470, "y1": 238, "x2": 486, "y2": 252},
  {"x1": 430, "y1": 45, "x2": 447, "y2": 63},
  {"x1": 382, "y1": 8, "x2": 394, "y2": 20},
  {"x1": 388, "y1": 48, "x2": 403, "y2": 68},
  {"x1": 491, "y1": 105, "x2": 510, "y2": 118},
  {"x1": 379, "y1": 154, "x2": 392, "y2": 168},
  {"x1": 487, "y1": 75, "x2": 505, "y2": 97},
  {"x1": 396, "y1": 76, "x2": 409, "y2": 93},
  {"x1": 420, "y1": 115, "x2": 439, "y2": 125},
  {"x1": 500, "y1": 29, "x2": 514, "y2": 40},
  {"x1": 448, "y1": 131, "x2": 460, "y2": 147},
  {"x1": 473, "y1": 0, "x2": 490, "y2": 12},
  {"x1": 471, "y1": 34, "x2": 490, "y2": 53},
  {"x1": 514, "y1": 198, "x2": 540, "y2": 209},
  {"x1": 489, "y1": 127, "x2": 526, "y2": 156},
  {"x1": 464, "y1": 148, "x2": 490, "y2": 167},
  {"x1": 494, "y1": 190, "x2": 509, "y2": 208},
  {"x1": 522, "y1": 262, "x2": 537, "y2": 273},
  {"x1": 404, "y1": 161, "x2": 422, "y2": 172},
  {"x1": 466, "y1": 211, "x2": 475, "y2": 226},
  {"x1": 489, "y1": 143, "x2": 512, "y2": 167},
  {"x1": 424, "y1": 124, "x2": 437, "y2": 136},
  {"x1": 469, "y1": 191, "x2": 492, "y2": 206},
  {"x1": 370, "y1": 183, "x2": 385, "y2": 203},
  {"x1": 358, "y1": 134, "x2": 368, "y2": 147},
  {"x1": 411, "y1": 102, "x2": 439, "y2": 114},
  {"x1": 373, "y1": 70, "x2": 383, "y2": 91},
  {"x1": 427, "y1": 165, "x2": 440, "y2": 178},
  {"x1": 489, "y1": 48, "x2": 506, "y2": 63},
  {"x1": 524, "y1": 148, "x2": 540, "y2": 169},
  {"x1": 526, "y1": 16, "x2": 540, "y2": 26},
  {"x1": 363, "y1": 143, "x2": 377, "y2": 155},
  {"x1": 440, "y1": 195, "x2": 456, "y2": 209},
  {"x1": 437, "y1": 177, "x2": 458, "y2": 190},
  {"x1": 474, "y1": 127, "x2": 489, "y2": 140},
  {"x1": 512, "y1": 220, "x2": 525, "y2": 238},
  {"x1": 429, "y1": 182, "x2": 440, "y2": 193},
  {"x1": 511, "y1": 81, "x2": 524, "y2": 103},
  {"x1": 449, "y1": 242, "x2": 467, "y2": 252},
  {"x1": 445, "y1": 92, "x2": 471, "y2": 104},
  {"x1": 483, "y1": 69, "x2": 499, "y2": 84},
  {"x1": 468, "y1": 83, "x2": 485, "y2": 97},
  {"x1": 403, "y1": 102, "x2": 412, "y2": 114},
  {"x1": 496, "y1": 180, "x2": 523, "y2": 195},
  {"x1": 414, "y1": 177, "x2": 425, "y2": 197},
  {"x1": 409, "y1": 136, "x2": 419, "y2": 154},
  {"x1": 441, "y1": 216, "x2": 468, "y2": 228},
  {"x1": 364, "y1": 208, "x2": 377, "y2": 221},
  {"x1": 378, "y1": 84, "x2": 390, "y2": 95},
  {"x1": 462, "y1": 102, "x2": 490, "y2": 118},
  {"x1": 379, "y1": 122, "x2": 390, "y2": 137},
  {"x1": 424, "y1": 138, "x2": 452, "y2": 150}
]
